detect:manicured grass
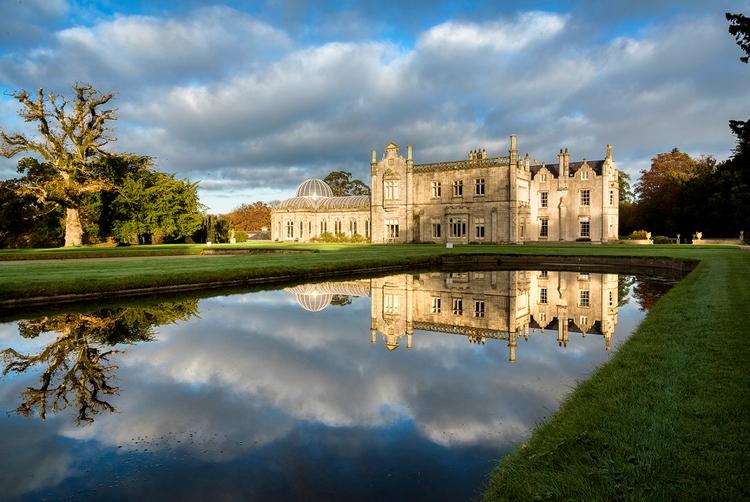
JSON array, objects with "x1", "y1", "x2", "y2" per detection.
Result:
[
  {"x1": 0, "y1": 242, "x2": 747, "y2": 497},
  {"x1": 0, "y1": 242, "x2": 708, "y2": 302},
  {"x1": 484, "y1": 246, "x2": 750, "y2": 500},
  {"x1": 0, "y1": 241, "x2": 323, "y2": 260}
]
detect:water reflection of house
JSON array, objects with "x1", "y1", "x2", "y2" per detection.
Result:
[{"x1": 286, "y1": 271, "x2": 618, "y2": 361}]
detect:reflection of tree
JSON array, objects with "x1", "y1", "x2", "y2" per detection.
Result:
[
  {"x1": 1, "y1": 300, "x2": 197, "y2": 423},
  {"x1": 632, "y1": 279, "x2": 674, "y2": 312},
  {"x1": 330, "y1": 295, "x2": 352, "y2": 306},
  {"x1": 617, "y1": 275, "x2": 636, "y2": 307}
]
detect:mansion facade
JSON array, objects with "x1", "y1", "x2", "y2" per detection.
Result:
[{"x1": 271, "y1": 135, "x2": 619, "y2": 244}]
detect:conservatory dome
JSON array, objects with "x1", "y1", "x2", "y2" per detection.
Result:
[{"x1": 295, "y1": 178, "x2": 333, "y2": 199}]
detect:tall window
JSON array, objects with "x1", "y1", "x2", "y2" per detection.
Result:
[
  {"x1": 334, "y1": 220, "x2": 342, "y2": 234},
  {"x1": 453, "y1": 180, "x2": 463, "y2": 197},
  {"x1": 286, "y1": 221, "x2": 294, "y2": 238},
  {"x1": 581, "y1": 171, "x2": 589, "y2": 180},
  {"x1": 449, "y1": 217, "x2": 467, "y2": 238},
  {"x1": 474, "y1": 300, "x2": 485, "y2": 318},
  {"x1": 432, "y1": 222, "x2": 442, "y2": 239},
  {"x1": 580, "y1": 315, "x2": 588, "y2": 326},
  {"x1": 540, "y1": 312, "x2": 546, "y2": 322},
  {"x1": 475, "y1": 178, "x2": 485, "y2": 196},
  {"x1": 365, "y1": 220, "x2": 370, "y2": 238},
  {"x1": 308, "y1": 221, "x2": 312, "y2": 235},
  {"x1": 540, "y1": 173, "x2": 547, "y2": 182},
  {"x1": 431, "y1": 181, "x2": 441, "y2": 198},
  {"x1": 580, "y1": 219, "x2": 590, "y2": 238},
  {"x1": 349, "y1": 220, "x2": 357, "y2": 235},
  {"x1": 520, "y1": 222, "x2": 526, "y2": 239},
  {"x1": 539, "y1": 287, "x2": 548, "y2": 304},
  {"x1": 539, "y1": 218, "x2": 549, "y2": 238},
  {"x1": 431, "y1": 297, "x2": 441, "y2": 314},
  {"x1": 320, "y1": 220, "x2": 327, "y2": 234},
  {"x1": 384, "y1": 294, "x2": 400, "y2": 314},
  {"x1": 452, "y1": 298, "x2": 463, "y2": 315},
  {"x1": 540, "y1": 191, "x2": 548, "y2": 208},
  {"x1": 579, "y1": 290, "x2": 590, "y2": 307},
  {"x1": 384, "y1": 180, "x2": 399, "y2": 200},
  {"x1": 386, "y1": 219, "x2": 399, "y2": 239},
  {"x1": 474, "y1": 217, "x2": 485, "y2": 239},
  {"x1": 299, "y1": 221, "x2": 303, "y2": 237},
  {"x1": 580, "y1": 189, "x2": 591, "y2": 206}
]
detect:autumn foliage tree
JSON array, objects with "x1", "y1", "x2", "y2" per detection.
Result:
[
  {"x1": 634, "y1": 149, "x2": 714, "y2": 236},
  {"x1": 0, "y1": 84, "x2": 118, "y2": 246},
  {"x1": 225, "y1": 201, "x2": 271, "y2": 231}
]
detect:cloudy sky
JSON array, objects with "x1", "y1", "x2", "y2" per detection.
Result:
[{"x1": 1, "y1": 0, "x2": 748, "y2": 212}]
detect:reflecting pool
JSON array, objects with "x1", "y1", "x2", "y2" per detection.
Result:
[{"x1": 0, "y1": 269, "x2": 676, "y2": 501}]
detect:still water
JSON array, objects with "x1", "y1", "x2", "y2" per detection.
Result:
[{"x1": 0, "y1": 269, "x2": 675, "y2": 501}]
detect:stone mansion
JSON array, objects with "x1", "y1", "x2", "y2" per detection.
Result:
[{"x1": 271, "y1": 135, "x2": 619, "y2": 244}]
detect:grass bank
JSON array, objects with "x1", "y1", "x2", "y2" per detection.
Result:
[
  {"x1": 0, "y1": 243, "x2": 706, "y2": 304},
  {"x1": 0, "y1": 241, "x2": 320, "y2": 261},
  {"x1": 484, "y1": 246, "x2": 750, "y2": 500}
]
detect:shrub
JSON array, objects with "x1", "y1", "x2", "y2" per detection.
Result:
[
  {"x1": 311, "y1": 232, "x2": 367, "y2": 243},
  {"x1": 652, "y1": 235, "x2": 672, "y2": 244},
  {"x1": 630, "y1": 230, "x2": 650, "y2": 240}
]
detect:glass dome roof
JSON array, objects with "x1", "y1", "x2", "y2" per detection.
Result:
[{"x1": 295, "y1": 179, "x2": 333, "y2": 199}]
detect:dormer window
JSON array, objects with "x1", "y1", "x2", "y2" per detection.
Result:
[
  {"x1": 540, "y1": 173, "x2": 547, "y2": 182},
  {"x1": 581, "y1": 171, "x2": 589, "y2": 180}
]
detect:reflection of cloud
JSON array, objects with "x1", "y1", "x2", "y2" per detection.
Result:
[
  {"x1": 0, "y1": 272, "x2": 657, "y2": 498},
  {"x1": 77, "y1": 288, "x2": 628, "y2": 450},
  {"x1": 0, "y1": 418, "x2": 73, "y2": 497}
]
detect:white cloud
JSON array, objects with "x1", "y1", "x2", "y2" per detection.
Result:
[
  {"x1": 418, "y1": 12, "x2": 567, "y2": 53},
  {"x1": 1, "y1": 6, "x2": 749, "y2": 212}
]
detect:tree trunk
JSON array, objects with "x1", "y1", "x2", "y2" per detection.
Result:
[{"x1": 64, "y1": 208, "x2": 83, "y2": 247}]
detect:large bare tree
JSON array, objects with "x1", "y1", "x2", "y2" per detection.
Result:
[{"x1": 0, "y1": 83, "x2": 117, "y2": 246}]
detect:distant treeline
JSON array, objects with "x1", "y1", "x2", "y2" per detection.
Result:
[{"x1": 620, "y1": 124, "x2": 748, "y2": 239}]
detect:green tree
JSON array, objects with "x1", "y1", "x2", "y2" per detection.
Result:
[
  {"x1": 323, "y1": 171, "x2": 371, "y2": 196},
  {"x1": 112, "y1": 169, "x2": 203, "y2": 244},
  {"x1": 0, "y1": 175, "x2": 63, "y2": 248},
  {"x1": 0, "y1": 84, "x2": 117, "y2": 246},
  {"x1": 80, "y1": 154, "x2": 154, "y2": 243},
  {"x1": 726, "y1": 12, "x2": 750, "y2": 63},
  {"x1": 618, "y1": 171, "x2": 633, "y2": 203}
]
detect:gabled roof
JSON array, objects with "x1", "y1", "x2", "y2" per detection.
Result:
[{"x1": 530, "y1": 159, "x2": 605, "y2": 179}]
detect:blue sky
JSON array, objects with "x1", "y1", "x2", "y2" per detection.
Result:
[{"x1": 1, "y1": 0, "x2": 749, "y2": 212}]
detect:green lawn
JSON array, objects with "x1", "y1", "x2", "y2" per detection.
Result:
[
  {"x1": 483, "y1": 246, "x2": 750, "y2": 500},
  {"x1": 0, "y1": 241, "x2": 322, "y2": 260},
  {"x1": 0, "y1": 242, "x2": 748, "y2": 498},
  {"x1": 0, "y1": 242, "x2": 708, "y2": 302}
]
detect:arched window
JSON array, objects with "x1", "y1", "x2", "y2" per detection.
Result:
[{"x1": 286, "y1": 221, "x2": 294, "y2": 238}]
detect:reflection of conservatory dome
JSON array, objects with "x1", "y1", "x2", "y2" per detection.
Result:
[
  {"x1": 295, "y1": 178, "x2": 333, "y2": 199},
  {"x1": 286, "y1": 284, "x2": 333, "y2": 312},
  {"x1": 285, "y1": 281, "x2": 371, "y2": 312}
]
